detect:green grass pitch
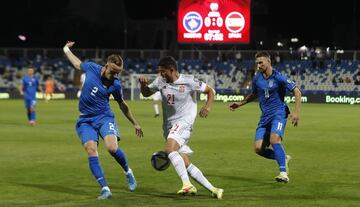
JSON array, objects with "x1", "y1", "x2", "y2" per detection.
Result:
[{"x1": 0, "y1": 100, "x2": 359, "y2": 207}]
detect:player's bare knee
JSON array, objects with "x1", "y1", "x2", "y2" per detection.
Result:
[
  {"x1": 104, "y1": 135, "x2": 118, "y2": 153},
  {"x1": 83, "y1": 141, "x2": 98, "y2": 156},
  {"x1": 181, "y1": 153, "x2": 191, "y2": 167},
  {"x1": 270, "y1": 134, "x2": 281, "y2": 144},
  {"x1": 164, "y1": 147, "x2": 175, "y2": 154},
  {"x1": 254, "y1": 147, "x2": 263, "y2": 155},
  {"x1": 270, "y1": 138, "x2": 281, "y2": 145},
  {"x1": 165, "y1": 138, "x2": 179, "y2": 154},
  {"x1": 106, "y1": 144, "x2": 118, "y2": 154},
  {"x1": 84, "y1": 145, "x2": 97, "y2": 156}
]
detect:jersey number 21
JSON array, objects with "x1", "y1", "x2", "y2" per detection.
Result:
[{"x1": 167, "y1": 94, "x2": 175, "y2": 105}]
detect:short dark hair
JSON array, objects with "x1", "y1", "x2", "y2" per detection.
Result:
[
  {"x1": 255, "y1": 51, "x2": 271, "y2": 59},
  {"x1": 107, "y1": 54, "x2": 123, "y2": 68},
  {"x1": 158, "y1": 56, "x2": 178, "y2": 71}
]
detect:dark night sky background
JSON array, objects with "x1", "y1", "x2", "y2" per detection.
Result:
[{"x1": 0, "y1": 0, "x2": 359, "y2": 49}]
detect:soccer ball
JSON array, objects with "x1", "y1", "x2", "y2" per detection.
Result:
[{"x1": 151, "y1": 151, "x2": 170, "y2": 171}]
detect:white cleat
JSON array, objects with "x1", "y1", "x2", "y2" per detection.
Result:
[
  {"x1": 177, "y1": 183, "x2": 197, "y2": 195},
  {"x1": 275, "y1": 172, "x2": 289, "y2": 183},
  {"x1": 97, "y1": 189, "x2": 112, "y2": 200},
  {"x1": 29, "y1": 120, "x2": 36, "y2": 127},
  {"x1": 125, "y1": 168, "x2": 137, "y2": 192},
  {"x1": 211, "y1": 187, "x2": 224, "y2": 200}
]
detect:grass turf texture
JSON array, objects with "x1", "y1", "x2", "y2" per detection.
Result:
[{"x1": 0, "y1": 100, "x2": 359, "y2": 207}]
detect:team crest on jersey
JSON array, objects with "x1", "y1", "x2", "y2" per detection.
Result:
[
  {"x1": 268, "y1": 80, "x2": 273, "y2": 87},
  {"x1": 179, "y1": 85, "x2": 185, "y2": 93}
]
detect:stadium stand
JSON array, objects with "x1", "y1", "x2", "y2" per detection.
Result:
[{"x1": 1, "y1": 51, "x2": 359, "y2": 96}]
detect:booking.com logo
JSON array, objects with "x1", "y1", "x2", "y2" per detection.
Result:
[
  {"x1": 200, "y1": 94, "x2": 244, "y2": 102},
  {"x1": 326, "y1": 95, "x2": 360, "y2": 104}
]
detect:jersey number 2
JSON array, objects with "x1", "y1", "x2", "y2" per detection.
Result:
[{"x1": 91, "y1": 87, "x2": 98, "y2": 96}]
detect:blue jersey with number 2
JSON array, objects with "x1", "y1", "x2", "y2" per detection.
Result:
[{"x1": 79, "y1": 61, "x2": 123, "y2": 116}]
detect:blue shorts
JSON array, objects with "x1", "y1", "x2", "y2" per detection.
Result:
[
  {"x1": 255, "y1": 113, "x2": 288, "y2": 144},
  {"x1": 76, "y1": 114, "x2": 120, "y2": 145},
  {"x1": 25, "y1": 98, "x2": 36, "y2": 109}
]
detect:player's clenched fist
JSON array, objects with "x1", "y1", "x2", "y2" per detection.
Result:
[
  {"x1": 138, "y1": 77, "x2": 149, "y2": 86},
  {"x1": 229, "y1": 102, "x2": 241, "y2": 111},
  {"x1": 64, "y1": 41, "x2": 75, "y2": 48}
]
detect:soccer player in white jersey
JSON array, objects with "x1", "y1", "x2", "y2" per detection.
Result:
[{"x1": 139, "y1": 56, "x2": 223, "y2": 199}]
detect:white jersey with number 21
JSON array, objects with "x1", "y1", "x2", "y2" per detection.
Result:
[{"x1": 148, "y1": 74, "x2": 207, "y2": 128}]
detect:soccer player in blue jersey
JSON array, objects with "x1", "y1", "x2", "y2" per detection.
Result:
[
  {"x1": 63, "y1": 41, "x2": 144, "y2": 199},
  {"x1": 229, "y1": 51, "x2": 301, "y2": 183},
  {"x1": 19, "y1": 67, "x2": 43, "y2": 127}
]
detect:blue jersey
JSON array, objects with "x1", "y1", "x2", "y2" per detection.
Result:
[
  {"x1": 22, "y1": 76, "x2": 39, "y2": 100},
  {"x1": 252, "y1": 70, "x2": 296, "y2": 118},
  {"x1": 79, "y1": 61, "x2": 124, "y2": 116}
]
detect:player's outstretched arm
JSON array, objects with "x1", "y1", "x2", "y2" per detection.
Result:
[
  {"x1": 139, "y1": 77, "x2": 154, "y2": 97},
  {"x1": 63, "y1": 41, "x2": 82, "y2": 70},
  {"x1": 229, "y1": 93, "x2": 256, "y2": 111},
  {"x1": 117, "y1": 100, "x2": 144, "y2": 138},
  {"x1": 290, "y1": 87, "x2": 302, "y2": 127},
  {"x1": 199, "y1": 85, "x2": 215, "y2": 118},
  {"x1": 19, "y1": 84, "x2": 24, "y2": 96}
]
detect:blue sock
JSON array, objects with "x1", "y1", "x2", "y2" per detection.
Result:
[
  {"x1": 273, "y1": 143, "x2": 286, "y2": 172},
  {"x1": 30, "y1": 111, "x2": 36, "y2": 121},
  {"x1": 258, "y1": 148, "x2": 275, "y2": 159},
  {"x1": 110, "y1": 148, "x2": 129, "y2": 172},
  {"x1": 88, "y1": 156, "x2": 108, "y2": 188}
]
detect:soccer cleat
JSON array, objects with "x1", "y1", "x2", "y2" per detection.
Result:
[
  {"x1": 125, "y1": 168, "x2": 137, "y2": 192},
  {"x1": 211, "y1": 187, "x2": 224, "y2": 200},
  {"x1": 29, "y1": 120, "x2": 36, "y2": 127},
  {"x1": 286, "y1": 155, "x2": 292, "y2": 175},
  {"x1": 97, "y1": 189, "x2": 112, "y2": 200},
  {"x1": 177, "y1": 183, "x2": 197, "y2": 195},
  {"x1": 275, "y1": 172, "x2": 289, "y2": 183},
  {"x1": 154, "y1": 114, "x2": 160, "y2": 118}
]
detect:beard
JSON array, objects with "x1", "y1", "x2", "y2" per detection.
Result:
[
  {"x1": 258, "y1": 67, "x2": 266, "y2": 73},
  {"x1": 160, "y1": 76, "x2": 170, "y2": 83},
  {"x1": 101, "y1": 74, "x2": 114, "y2": 86}
]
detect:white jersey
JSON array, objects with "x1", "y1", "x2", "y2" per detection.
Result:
[
  {"x1": 152, "y1": 91, "x2": 162, "y2": 101},
  {"x1": 148, "y1": 74, "x2": 207, "y2": 129}
]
